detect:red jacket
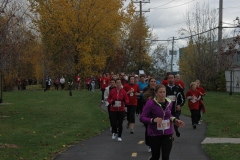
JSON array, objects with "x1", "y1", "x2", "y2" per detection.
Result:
[
  {"x1": 186, "y1": 89, "x2": 201, "y2": 110},
  {"x1": 75, "y1": 76, "x2": 81, "y2": 83},
  {"x1": 123, "y1": 83, "x2": 140, "y2": 106},
  {"x1": 175, "y1": 80, "x2": 185, "y2": 89},
  {"x1": 85, "y1": 78, "x2": 91, "y2": 84},
  {"x1": 161, "y1": 79, "x2": 168, "y2": 86},
  {"x1": 197, "y1": 87, "x2": 205, "y2": 96},
  {"x1": 101, "y1": 77, "x2": 109, "y2": 89},
  {"x1": 108, "y1": 88, "x2": 129, "y2": 112}
]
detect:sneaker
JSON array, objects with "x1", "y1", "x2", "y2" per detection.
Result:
[
  {"x1": 176, "y1": 130, "x2": 180, "y2": 137},
  {"x1": 198, "y1": 121, "x2": 201, "y2": 125},
  {"x1": 126, "y1": 123, "x2": 129, "y2": 129},
  {"x1": 147, "y1": 146, "x2": 151, "y2": 152},
  {"x1": 193, "y1": 124, "x2": 197, "y2": 129},
  {"x1": 101, "y1": 100, "x2": 104, "y2": 103},
  {"x1": 112, "y1": 133, "x2": 117, "y2": 139},
  {"x1": 117, "y1": 137, "x2": 122, "y2": 142},
  {"x1": 130, "y1": 129, "x2": 134, "y2": 134}
]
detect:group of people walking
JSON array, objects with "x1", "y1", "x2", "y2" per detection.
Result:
[{"x1": 102, "y1": 72, "x2": 206, "y2": 160}]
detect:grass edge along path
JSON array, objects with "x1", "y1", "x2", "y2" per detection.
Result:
[
  {"x1": 0, "y1": 90, "x2": 109, "y2": 160},
  {"x1": 181, "y1": 91, "x2": 240, "y2": 160}
]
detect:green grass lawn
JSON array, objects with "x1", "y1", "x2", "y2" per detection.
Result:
[
  {"x1": 0, "y1": 89, "x2": 109, "y2": 160},
  {"x1": 1, "y1": 90, "x2": 240, "y2": 160},
  {"x1": 181, "y1": 91, "x2": 240, "y2": 160}
]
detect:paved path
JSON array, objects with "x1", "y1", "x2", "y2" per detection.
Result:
[
  {"x1": 202, "y1": 138, "x2": 240, "y2": 144},
  {"x1": 54, "y1": 103, "x2": 210, "y2": 160}
]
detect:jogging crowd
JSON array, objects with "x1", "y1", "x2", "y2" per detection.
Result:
[
  {"x1": 99, "y1": 71, "x2": 206, "y2": 160},
  {"x1": 44, "y1": 71, "x2": 206, "y2": 160}
]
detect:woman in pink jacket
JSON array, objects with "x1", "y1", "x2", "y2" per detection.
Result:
[{"x1": 108, "y1": 78, "x2": 129, "y2": 142}]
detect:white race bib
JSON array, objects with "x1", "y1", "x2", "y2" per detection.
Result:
[
  {"x1": 167, "y1": 95, "x2": 176, "y2": 101},
  {"x1": 190, "y1": 95, "x2": 197, "y2": 103},
  {"x1": 113, "y1": 101, "x2": 121, "y2": 107},
  {"x1": 157, "y1": 119, "x2": 170, "y2": 130}
]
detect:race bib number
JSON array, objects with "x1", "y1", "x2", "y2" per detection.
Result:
[
  {"x1": 157, "y1": 119, "x2": 170, "y2": 130},
  {"x1": 113, "y1": 101, "x2": 121, "y2": 107},
  {"x1": 167, "y1": 95, "x2": 176, "y2": 101},
  {"x1": 190, "y1": 95, "x2": 197, "y2": 103}
]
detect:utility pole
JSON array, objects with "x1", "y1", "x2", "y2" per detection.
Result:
[
  {"x1": 133, "y1": 0, "x2": 150, "y2": 16},
  {"x1": 171, "y1": 37, "x2": 175, "y2": 72},
  {"x1": 133, "y1": 0, "x2": 150, "y2": 70},
  {"x1": 217, "y1": 0, "x2": 223, "y2": 72}
]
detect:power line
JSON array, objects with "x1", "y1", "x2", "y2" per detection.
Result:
[
  {"x1": 150, "y1": 0, "x2": 176, "y2": 9},
  {"x1": 149, "y1": 26, "x2": 239, "y2": 42},
  {"x1": 151, "y1": 0, "x2": 195, "y2": 9},
  {"x1": 223, "y1": 5, "x2": 240, "y2": 9},
  {"x1": 155, "y1": 21, "x2": 185, "y2": 28}
]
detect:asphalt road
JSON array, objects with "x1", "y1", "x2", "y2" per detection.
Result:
[{"x1": 54, "y1": 103, "x2": 210, "y2": 160}]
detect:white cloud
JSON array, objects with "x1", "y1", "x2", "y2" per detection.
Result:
[{"x1": 125, "y1": 0, "x2": 240, "y2": 71}]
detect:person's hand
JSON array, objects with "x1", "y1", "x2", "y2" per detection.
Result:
[
  {"x1": 154, "y1": 117, "x2": 162, "y2": 123},
  {"x1": 176, "y1": 105, "x2": 181, "y2": 111},
  {"x1": 174, "y1": 119, "x2": 185, "y2": 127},
  {"x1": 112, "y1": 101, "x2": 115, "y2": 105}
]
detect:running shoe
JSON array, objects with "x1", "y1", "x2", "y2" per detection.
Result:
[
  {"x1": 112, "y1": 133, "x2": 117, "y2": 139},
  {"x1": 193, "y1": 124, "x2": 197, "y2": 129},
  {"x1": 130, "y1": 129, "x2": 134, "y2": 134},
  {"x1": 101, "y1": 100, "x2": 104, "y2": 103},
  {"x1": 198, "y1": 121, "x2": 201, "y2": 125},
  {"x1": 148, "y1": 146, "x2": 151, "y2": 152},
  {"x1": 176, "y1": 130, "x2": 180, "y2": 137},
  {"x1": 117, "y1": 137, "x2": 122, "y2": 142}
]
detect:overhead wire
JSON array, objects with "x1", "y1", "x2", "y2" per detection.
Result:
[
  {"x1": 156, "y1": 21, "x2": 185, "y2": 28},
  {"x1": 223, "y1": 5, "x2": 240, "y2": 9},
  {"x1": 150, "y1": 0, "x2": 176, "y2": 9},
  {"x1": 151, "y1": 0, "x2": 195, "y2": 9}
]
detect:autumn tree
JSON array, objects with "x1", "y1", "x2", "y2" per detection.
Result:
[
  {"x1": 149, "y1": 43, "x2": 169, "y2": 78},
  {"x1": 0, "y1": 0, "x2": 42, "y2": 90},
  {"x1": 29, "y1": 0, "x2": 129, "y2": 80},
  {"x1": 179, "y1": 2, "x2": 219, "y2": 85}
]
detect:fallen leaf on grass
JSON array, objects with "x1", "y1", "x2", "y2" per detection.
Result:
[{"x1": 0, "y1": 143, "x2": 18, "y2": 148}]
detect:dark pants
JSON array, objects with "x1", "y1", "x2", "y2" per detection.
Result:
[
  {"x1": 136, "y1": 97, "x2": 143, "y2": 115},
  {"x1": 86, "y1": 84, "x2": 91, "y2": 91},
  {"x1": 45, "y1": 82, "x2": 48, "y2": 90},
  {"x1": 190, "y1": 109, "x2": 199, "y2": 125},
  {"x1": 61, "y1": 83, "x2": 65, "y2": 90},
  {"x1": 126, "y1": 105, "x2": 137, "y2": 123},
  {"x1": 101, "y1": 89, "x2": 105, "y2": 101},
  {"x1": 144, "y1": 124, "x2": 151, "y2": 146},
  {"x1": 55, "y1": 84, "x2": 59, "y2": 90},
  {"x1": 110, "y1": 111, "x2": 124, "y2": 137},
  {"x1": 107, "y1": 104, "x2": 113, "y2": 127},
  {"x1": 149, "y1": 135, "x2": 173, "y2": 160},
  {"x1": 198, "y1": 104, "x2": 203, "y2": 122}
]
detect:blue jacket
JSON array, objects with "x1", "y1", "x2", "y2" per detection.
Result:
[{"x1": 140, "y1": 97, "x2": 175, "y2": 136}]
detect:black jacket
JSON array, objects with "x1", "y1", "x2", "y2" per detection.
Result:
[{"x1": 166, "y1": 85, "x2": 185, "y2": 113}]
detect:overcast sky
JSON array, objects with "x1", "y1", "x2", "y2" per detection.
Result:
[{"x1": 125, "y1": 0, "x2": 240, "y2": 71}]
